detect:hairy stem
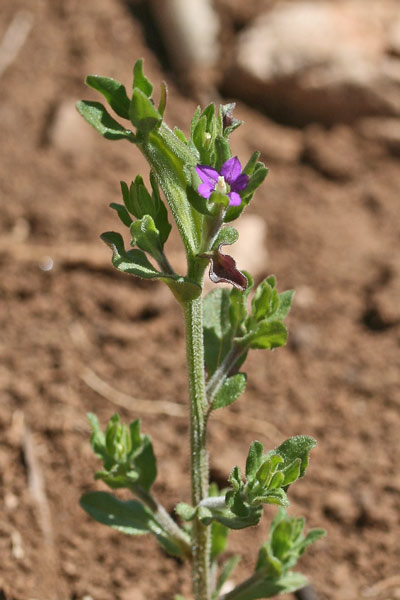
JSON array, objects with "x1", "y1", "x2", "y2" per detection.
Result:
[
  {"x1": 219, "y1": 572, "x2": 263, "y2": 600},
  {"x1": 135, "y1": 486, "x2": 191, "y2": 559},
  {"x1": 183, "y1": 296, "x2": 211, "y2": 600}
]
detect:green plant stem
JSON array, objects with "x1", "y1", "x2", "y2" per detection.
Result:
[
  {"x1": 219, "y1": 572, "x2": 263, "y2": 600},
  {"x1": 135, "y1": 486, "x2": 192, "y2": 559},
  {"x1": 183, "y1": 295, "x2": 211, "y2": 600}
]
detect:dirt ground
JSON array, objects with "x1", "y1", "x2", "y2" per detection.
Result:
[{"x1": 0, "y1": 1, "x2": 399, "y2": 599}]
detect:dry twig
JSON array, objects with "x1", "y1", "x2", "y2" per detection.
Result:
[
  {"x1": 21, "y1": 416, "x2": 54, "y2": 547},
  {"x1": 80, "y1": 366, "x2": 282, "y2": 439}
]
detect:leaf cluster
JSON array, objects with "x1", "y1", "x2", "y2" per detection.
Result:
[
  {"x1": 204, "y1": 275, "x2": 294, "y2": 411},
  {"x1": 227, "y1": 436, "x2": 317, "y2": 515},
  {"x1": 81, "y1": 414, "x2": 191, "y2": 559},
  {"x1": 224, "y1": 510, "x2": 325, "y2": 600},
  {"x1": 87, "y1": 413, "x2": 156, "y2": 492},
  {"x1": 77, "y1": 59, "x2": 164, "y2": 141},
  {"x1": 256, "y1": 508, "x2": 326, "y2": 580},
  {"x1": 177, "y1": 436, "x2": 316, "y2": 532}
]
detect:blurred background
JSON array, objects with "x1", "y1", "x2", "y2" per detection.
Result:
[{"x1": 0, "y1": 1, "x2": 399, "y2": 599}]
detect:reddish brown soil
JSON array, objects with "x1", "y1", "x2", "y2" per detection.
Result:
[{"x1": 1, "y1": 1, "x2": 399, "y2": 599}]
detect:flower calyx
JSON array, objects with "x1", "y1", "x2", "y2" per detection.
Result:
[{"x1": 199, "y1": 244, "x2": 248, "y2": 291}]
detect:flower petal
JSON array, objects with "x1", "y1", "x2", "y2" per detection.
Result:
[
  {"x1": 228, "y1": 191, "x2": 242, "y2": 206},
  {"x1": 198, "y1": 181, "x2": 214, "y2": 199},
  {"x1": 195, "y1": 165, "x2": 219, "y2": 185},
  {"x1": 220, "y1": 157, "x2": 241, "y2": 184},
  {"x1": 231, "y1": 173, "x2": 249, "y2": 192}
]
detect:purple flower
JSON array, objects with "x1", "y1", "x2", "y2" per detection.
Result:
[{"x1": 195, "y1": 157, "x2": 249, "y2": 207}]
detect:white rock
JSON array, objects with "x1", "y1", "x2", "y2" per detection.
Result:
[
  {"x1": 229, "y1": 1, "x2": 400, "y2": 124},
  {"x1": 358, "y1": 117, "x2": 400, "y2": 155},
  {"x1": 48, "y1": 99, "x2": 96, "y2": 155},
  {"x1": 229, "y1": 214, "x2": 268, "y2": 279},
  {"x1": 148, "y1": 0, "x2": 220, "y2": 75},
  {"x1": 204, "y1": 214, "x2": 268, "y2": 292},
  {"x1": 387, "y1": 19, "x2": 400, "y2": 56}
]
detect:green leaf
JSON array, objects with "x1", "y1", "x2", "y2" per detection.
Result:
[
  {"x1": 100, "y1": 231, "x2": 162, "y2": 279},
  {"x1": 243, "y1": 151, "x2": 261, "y2": 176},
  {"x1": 86, "y1": 75, "x2": 130, "y2": 119},
  {"x1": 200, "y1": 504, "x2": 263, "y2": 530},
  {"x1": 228, "y1": 466, "x2": 243, "y2": 491},
  {"x1": 80, "y1": 491, "x2": 155, "y2": 535},
  {"x1": 245, "y1": 441, "x2": 264, "y2": 482},
  {"x1": 215, "y1": 135, "x2": 232, "y2": 171},
  {"x1": 203, "y1": 288, "x2": 232, "y2": 376},
  {"x1": 242, "y1": 164, "x2": 269, "y2": 200},
  {"x1": 210, "y1": 373, "x2": 247, "y2": 411},
  {"x1": 94, "y1": 469, "x2": 138, "y2": 489},
  {"x1": 251, "y1": 488, "x2": 289, "y2": 508},
  {"x1": 275, "y1": 290, "x2": 295, "y2": 321},
  {"x1": 155, "y1": 532, "x2": 184, "y2": 557},
  {"x1": 271, "y1": 520, "x2": 293, "y2": 559},
  {"x1": 140, "y1": 122, "x2": 200, "y2": 257},
  {"x1": 228, "y1": 492, "x2": 249, "y2": 518},
  {"x1": 257, "y1": 544, "x2": 283, "y2": 578},
  {"x1": 105, "y1": 413, "x2": 131, "y2": 461},
  {"x1": 274, "y1": 436, "x2": 317, "y2": 478},
  {"x1": 190, "y1": 106, "x2": 202, "y2": 140},
  {"x1": 101, "y1": 230, "x2": 199, "y2": 299},
  {"x1": 211, "y1": 521, "x2": 229, "y2": 562},
  {"x1": 87, "y1": 413, "x2": 107, "y2": 460},
  {"x1": 214, "y1": 555, "x2": 240, "y2": 598},
  {"x1": 158, "y1": 81, "x2": 167, "y2": 116},
  {"x1": 212, "y1": 226, "x2": 239, "y2": 250},
  {"x1": 76, "y1": 100, "x2": 135, "y2": 141},
  {"x1": 238, "y1": 320, "x2": 288, "y2": 350},
  {"x1": 130, "y1": 88, "x2": 162, "y2": 133},
  {"x1": 175, "y1": 502, "x2": 196, "y2": 522},
  {"x1": 110, "y1": 202, "x2": 133, "y2": 227},
  {"x1": 269, "y1": 471, "x2": 285, "y2": 490},
  {"x1": 251, "y1": 279, "x2": 274, "y2": 321},
  {"x1": 229, "y1": 274, "x2": 254, "y2": 334},
  {"x1": 174, "y1": 127, "x2": 189, "y2": 145},
  {"x1": 149, "y1": 171, "x2": 172, "y2": 244},
  {"x1": 128, "y1": 175, "x2": 153, "y2": 219},
  {"x1": 130, "y1": 214, "x2": 163, "y2": 256},
  {"x1": 202, "y1": 103, "x2": 217, "y2": 128},
  {"x1": 193, "y1": 115, "x2": 207, "y2": 153},
  {"x1": 299, "y1": 529, "x2": 326, "y2": 553},
  {"x1": 224, "y1": 162, "x2": 268, "y2": 222},
  {"x1": 81, "y1": 491, "x2": 185, "y2": 557},
  {"x1": 255, "y1": 454, "x2": 283, "y2": 487},
  {"x1": 231, "y1": 572, "x2": 308, "y2": 600},
  {"x1": 282, "y1": 458, "x2": 301, "y2": 486},
  {"x1": 129, "y1": 419, "x2": 142, "y2": 454},
  {"x1": 120, "y1": 181, "x2": 134, "y2": 214},
  {"x1": 134, "y1": 435, "x2": 157, "y2": 491},
  {"x1": 133, "y1": 58, "x2": 153, "y2": 97}
]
